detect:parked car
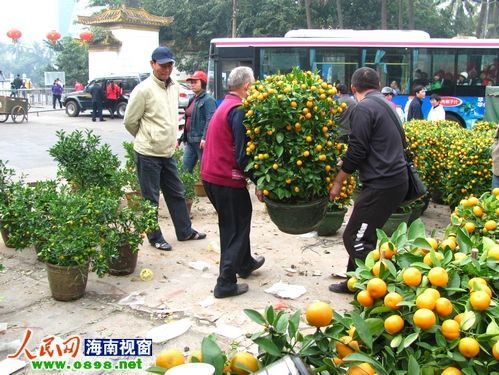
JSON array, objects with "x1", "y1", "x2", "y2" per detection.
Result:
[
  {"x1": 178, "y1": 82, "x2": 194, "y2": 108},
  {"x1": 63, "y1": 73, "x2": 149, "y2": 118}
]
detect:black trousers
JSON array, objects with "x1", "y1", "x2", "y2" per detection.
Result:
[
  {"x1": 343, "y1": 181, "x2": 408, "y2": 272},
  {"x1": 53, "y1": 94, "x2": 62, "y2": 109},
  {"x1": 92, "y1": 101, "x2": 103, "y2": 120},
  {"x1": 135, "y1": 152, "x2": 193, "y2": 243},
  {"x1": 203, "y1": 181, "x2": 257, "y2": 294}
]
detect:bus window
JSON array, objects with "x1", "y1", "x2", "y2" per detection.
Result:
[
  {"x1": 218, "y1": 60, "x2": 252, "y2": 96},
  {"x1": 412, "y1": 49, "x2": 431, "y2": 91},
  {"x1": 363, "y1": 48, "x2": 410, "y2": 93},
  {"x1": 312, "y1": 48, "x2": 359, "y2": 87},
  {"x1": 259, "y1": 48, "x2": 308, "y2": 77}
]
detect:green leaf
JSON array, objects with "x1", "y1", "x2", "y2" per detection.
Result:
[
  {"x1": 144, "y1": 366, "x2": 166, "y2": 374},
  {"x1": 275, "y1": 312, "x2": 289, "y2": 334},
  {"x1": 253, "y1": 337, "x2": 282, "y2": 357},
  {"x1": 276, "y1": 132, "x2": 284, "y2": 144},
  {"x1": 408, "y1": 219, "x2": 426, "y2": 239},
  {"x1": 275, "y1": 145, "x2": 284, "y2": 158},
  {"x1": 265, "y1": 305, "x2": 275, "y2": 324},
  {"x1": 244, "y1": 309, "x2": 267, "y2": 325},
  {"x1": 461, "y1": 311, "x2": 477, "y2": 331},
  {"x1": 403, "y1": 332, "x2": 419, "y2": 349},
  {"x1": 201, "y1": 336, "x2": 225, "y2": 375},
  {"x1": 390, "y1": 335, "x2": 403, "y2": 348},
  {"x1": 350, "y1": 312, "x2": 373, "y2": 350},
  {"x1": 456, "y1": 227, "x2": 473, "y2": 253},
  {"x1": 408, "y1": 355, "x2": 420, "y2": 375}
]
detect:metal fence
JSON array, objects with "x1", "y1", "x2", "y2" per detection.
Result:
[{"x1": 0, "y1": 88, "x2": 67, "y2": 108}]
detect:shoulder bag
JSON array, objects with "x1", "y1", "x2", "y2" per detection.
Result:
[{"x1": 368, "y1": 95, "x2": 427, "y2": 204}]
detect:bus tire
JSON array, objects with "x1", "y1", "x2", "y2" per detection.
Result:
[{"x1": 445, "y1": 112, "x2": 465, "y2": 128}]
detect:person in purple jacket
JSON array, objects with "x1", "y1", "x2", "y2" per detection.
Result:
[
  {"x1": 201, "y1": 66, "x2": 265, "y2": 298},
  {"x1": 51, "y1": 79, "x2": 63, "y2": 109}
]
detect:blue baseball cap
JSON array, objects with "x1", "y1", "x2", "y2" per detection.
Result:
[{"x1": 151, "y1": 47, "x2": 175, "y2": 64}]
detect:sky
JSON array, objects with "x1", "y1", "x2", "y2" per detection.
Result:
[{"x1": 0, "y1": 0, "x2": 94, "y2": 44}]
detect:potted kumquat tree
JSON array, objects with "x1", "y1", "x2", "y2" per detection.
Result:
[{"x1": 243, "y1": 67, "x2": 346, "y2": 234}]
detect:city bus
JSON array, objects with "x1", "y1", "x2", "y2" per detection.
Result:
[{"x1": 207, "y1": 29, "x2": 499, "y2": 128}]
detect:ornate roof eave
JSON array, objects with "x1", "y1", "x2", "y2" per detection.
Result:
[
  {"x1": 89, "y1": 31, "x2": 122, "y2": 49},
  {"x1": 78, "y1": 5, "x2": 173, "y2": 28}
]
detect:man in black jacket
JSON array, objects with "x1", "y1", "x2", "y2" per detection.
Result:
[
  {"x1": 406, "y1": 85, "x2": 425, "y2": 121},
  {"x1": 89, "y1": 82, "x2": 106, "y2": 122},
  {"x1": 329, "y1": 67, "x2": 408, "y2": 293}
]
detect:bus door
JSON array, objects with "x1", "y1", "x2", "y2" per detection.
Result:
[{"x1": 210, "y1": 46, "x2": 255, "y2": 101}]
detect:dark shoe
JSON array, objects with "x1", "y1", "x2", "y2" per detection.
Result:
[
  {"x1": 100, "y1": 119, "x2": 106, "y2": 122},
  {"x1": 179, "y1": 230, "x2": 206, "y2": 241},
  {"x1": 214, "y1": 283, "x2": 249, "y2": 298},
  {"x1": 328, "y1": 281, "x2": 353, "y2": 294},
  {"x1": 238, "y1": 256, "x2": 265, "y2": 279},
  {"x1": 151, "y1": 240, "x2": 172, "y2": 251},
  {"x1": 92, "y1": 118, "x2": 96, "y2": 122}
]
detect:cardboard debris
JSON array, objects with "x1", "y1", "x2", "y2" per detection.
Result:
[
  {"x1": 0, "y1": 358, "x2": 27, "y2": 374},
  {"x1": 188, "y1": 261, "x2": 211, "y2": 271},
  {"x1": 214, "y1": 324, "x2": 243, "y2": 339},
  {"x1": 265, "y1": 282, "x2": 307, "y2": 299},
  {"x1": 145, "y1": 319, "x2": 192, "y2": 343}
]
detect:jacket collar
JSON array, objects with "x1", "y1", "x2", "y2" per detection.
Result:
[{"x1": 151, "y1": 73, "x2": 174, "y2": 89}]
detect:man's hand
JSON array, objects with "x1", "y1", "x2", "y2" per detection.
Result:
[
  {"x1": 200, "y1": 140, "x2": 206, "y2": 150},
  {"x1": 329, "y1": 181, "x2": 342, "y2": 200},
  {"x1": 255, "y1": 187, "x2": 264, "y2": 202}
]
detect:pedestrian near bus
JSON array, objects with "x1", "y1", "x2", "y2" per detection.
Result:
[
  {"x1": 106, "y1": 81, "x2": 122, "y2": 119},
  {"x1": 336, "y1": 83, "x2": 356, "y2": 143},
  {"x1": 178, "y1": 71, "x2": 216, "y2": 173},
  {"x1": 51, "y1": 79, "x2": 63, "y2": 109},
  {"x1": 89, "y1": 82, "x2": 105, "y2": 122},
  {"x1": 427, "y1": 93, "x2": 446, "y2": 121},
  {"x1": 406, "y1": 85, "x2": 425, "y2": 121},
  {"x1": 124, "y1": 46, "x2": 206, "y2": 252},
  {"x1": 328, "y1": 67, "x2": 408, "y2": 294},
  {"x1": 201, "y1": 66, "x2": 265, "y2": 298}
]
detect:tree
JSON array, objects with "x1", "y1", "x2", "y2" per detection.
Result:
[
  {"x1": 48, "y1": 37, "x2": 89, "y2": 86},
  {"x1": 381, "y1": 0, "x2": 387, "y2": 29}
]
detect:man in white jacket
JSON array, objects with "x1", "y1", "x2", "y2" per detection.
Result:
[{"x1": 124, "y1": 46, "x2": 206, "y2": 251}]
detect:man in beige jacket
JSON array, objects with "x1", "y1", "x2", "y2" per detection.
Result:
[{"x1": 124, "y1": 46, "x2": 206, "y2": 251}]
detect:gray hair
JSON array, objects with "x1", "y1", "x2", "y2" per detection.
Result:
[{"x1": 228, "y1": 66, "x2": 254, "y2": 90}]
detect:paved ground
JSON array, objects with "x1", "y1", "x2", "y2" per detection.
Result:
[{"x1": 0, "y1": 110, "x2": 453, "y2": 374}]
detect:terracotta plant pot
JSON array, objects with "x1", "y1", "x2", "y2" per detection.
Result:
[
  {"x1": 108, "y1": 243, "x2": 138, "y2": 276},
  {"x1": 194, "y1": 181, "x2": 206, "y2": 197},
  {"x1": 264, "y1": 197, "x2": 328, "y2": 235},
  {"x1": 317, "y1": 208, "x2": 348, "y2": 236},
  {"x1": 46, "y1": 262, "x2": 89, "y2": 301}
]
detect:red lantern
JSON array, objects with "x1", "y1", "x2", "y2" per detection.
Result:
[
  {"x1": 79, "y1": 31, "x2": 93, "y2": 42},
  {"x1": 46, "y1": 30, "x2": 61, "y2": 43},
  {"x1": 6, "y1": 28, "x2": 22, "y2": 43}
]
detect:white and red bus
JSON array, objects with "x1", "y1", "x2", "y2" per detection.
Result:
[{"x1": 207, "y1": 29, "x2": 499, "y2": 128}]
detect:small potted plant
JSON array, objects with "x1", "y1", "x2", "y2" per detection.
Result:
[
  {"x1": 101, "y1": 194, "x2": 158, "y2": 276},
  {"x1": 316, "y1": 172, "x2": 356, "y2": 236},
  {"x1": 243, "y1": 67, "x2": 343, "y2": 234},
  {"x1": 48, "y1": 129, "x2": 123, "y2": 194},
  {"x1": 36, "y1": 186, "x2": 120, "y2": 301}
]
